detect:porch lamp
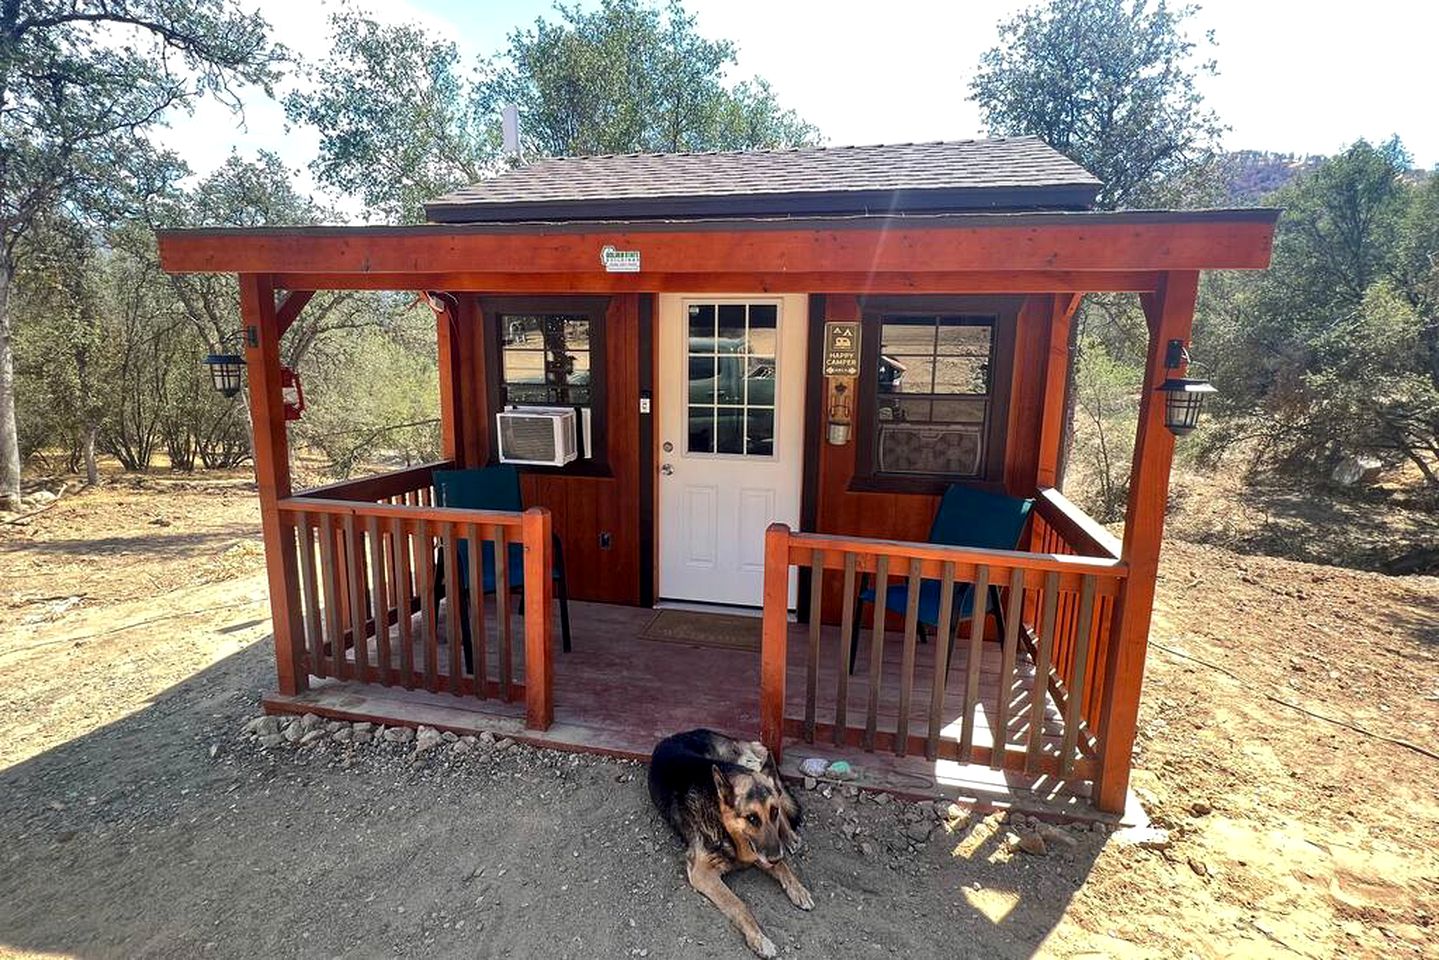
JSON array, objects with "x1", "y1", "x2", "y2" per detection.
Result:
[
  {"x1": 202, "y1": 329, "x2": 255, "y2": 399},
  {"x1": 1156, "y1": 339, "x2": 1216, "y2": 437}
]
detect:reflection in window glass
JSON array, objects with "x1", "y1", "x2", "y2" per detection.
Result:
[
  {"x1": 875, "y1": 315, "x2": 994, "y2": 478},
  {"x1": 685, "y1": 302, "x2": 779, "y2": 456},
  {"x1": 499, "y1": 313, "x2": 593, "y2": 407}
]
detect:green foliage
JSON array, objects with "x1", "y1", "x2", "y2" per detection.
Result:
[
  {"x1": 282, "y1": 14, "x2": 495, "y2": 224},
  {"x1": 294, "y1": 305, "x2": 441, "y2": 479},
  {"x1": 288, "y1": 0, "x2": 818, "y2": 223},
  {"x1": 0, "y1": 0, "x2": 283, "y2": 504},
  {"x1": 1197, "y1": 139, "x2": 1439, "y2": 485},
  {"x1": 969, "y1": 0, "x2": 1225, "y2": 209},
  {"x1": 1069, "y1": 334, "x2": 1141, "y2": 521},
  {"x1": 485, "y1": 0, "x2": 817, "y2": 156}
]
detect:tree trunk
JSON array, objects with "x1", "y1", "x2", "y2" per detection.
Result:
[
  {"x1": 82, "y1": 424, "x2": 98, "y2": 486},
  {"x1": 0, "y1": 253, "x2": 22, "y2": 511}
]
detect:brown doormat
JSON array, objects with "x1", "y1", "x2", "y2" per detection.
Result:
[{"x1": 638, "y1": 609, "x2": 762, "y2": 651}]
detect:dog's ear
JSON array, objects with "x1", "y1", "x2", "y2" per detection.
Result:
[{"x1": 711, "y1": 764, "x2": 735, "y2": 807}]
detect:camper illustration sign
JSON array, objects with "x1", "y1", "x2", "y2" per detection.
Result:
[
  {"x1": 823, "y1": 321, "x2": 860, "y2": 377},
  {"x1": 599, "y1": 244, "x2": 641, "y2": 273}
]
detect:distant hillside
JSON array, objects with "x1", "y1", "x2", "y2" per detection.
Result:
[{"x1": 1217, "y1": 150, "x2": 1325, "y2": 204}]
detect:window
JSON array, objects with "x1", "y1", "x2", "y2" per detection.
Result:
[
  {"x1": 483, "y1": 297, "x2": 608, "y2": 471},
  {"x1": 852, "y1": 301, "x2": 1015, "y2": 488},
  {"x1": 499, "y1": 314, "x2": 593, "y2": 407},
  {"x1": 685, "y1": 302, "x2": 777, "y2": 456}
]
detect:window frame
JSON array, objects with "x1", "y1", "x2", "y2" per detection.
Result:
[
  {"x1": 481, "y1": 296, "x2": 611, "y2": 477},
  {"x1": 850, "y1": 295, "x2": 1021, "y2": 494}
]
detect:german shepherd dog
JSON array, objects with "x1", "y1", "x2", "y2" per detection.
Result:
[{"x1": 648, "y1": 729, "x2": 813, "y2": 958}]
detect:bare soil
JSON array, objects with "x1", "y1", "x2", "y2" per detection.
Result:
[{"x1": 0, "y1": 475, "x2": 1435, "y2": 959}]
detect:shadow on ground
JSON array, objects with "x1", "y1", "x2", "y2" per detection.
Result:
[{"x1": 0, "y1": 638, "x2": 1107, "y2": 959}]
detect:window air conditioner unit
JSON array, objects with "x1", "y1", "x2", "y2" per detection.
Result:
[{"x1": 497, "y1": 406, "x2": 579, "y2": 466}]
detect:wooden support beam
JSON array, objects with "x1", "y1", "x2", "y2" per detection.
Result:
[
  {"x1": 270, "y1": 270, "x2": 1165, "y2": 296},
  {"x1": 1034, "y1": 294, "x2": 1081, "y2": 489},
  {"x1": 759, "y1": 523, "x2": 792, "y2": 759},
  {"x1": 240, "y1": 273, "x2": 306, "y2": 696},
  {"x1": 521, "y1": 507, "x2": 554, "y2": 730},
  {"x1": 1094, "y1": 270, "x2": 1199, "y2": 812},
  {"x1": 274, "y1": 289, "x2": 314, "y2": 337},
  {"x1": 433, "y1": 297, "x2": 462, "y2": 464},
  {"x1": 159, "y1": 213, "x2": 1279, "y2": 276}
]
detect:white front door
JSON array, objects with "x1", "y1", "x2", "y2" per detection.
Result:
[{"x1": 657, "y1": 294, "x2": 807, "y2": 607}]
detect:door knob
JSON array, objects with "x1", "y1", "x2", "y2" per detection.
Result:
[{"x1": 660, "y1": 463, "x2": 674, "y2": 475}]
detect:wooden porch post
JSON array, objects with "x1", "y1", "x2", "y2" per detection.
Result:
[
  {"x1": 1094, "y1": 271, "x2": 1199, "y2": 812},
  {"x1": 759, "y1": 523, "x2": 791, "y2": 759},
  {"x1": 1035, "y1": 293, "x2": 1083, "y2": 490},
  {"x1": 240, "y1": 273, "x2": 306, "y2": 696},
  {"x1": 434, "y1": 295, "x2": 465, "y2": 465},
  {"x1": 522, "y1": 506, "x2": 554, "y2": 730}
]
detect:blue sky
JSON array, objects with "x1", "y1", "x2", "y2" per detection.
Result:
[{"x1": 157, "y1": 0, "x2": 1437, "y2": 207}]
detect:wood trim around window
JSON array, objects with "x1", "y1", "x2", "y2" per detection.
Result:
[
  {"x1": 849, "y1": 295, "x2": 1022, "y2": 495},
  {"x1": 479, "y1": 295, "x2": 612, "y2": 477}
]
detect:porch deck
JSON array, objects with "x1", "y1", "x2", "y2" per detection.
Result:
[{"x1": 265, "y1": 597, "x2": 1099, "y2": 811}]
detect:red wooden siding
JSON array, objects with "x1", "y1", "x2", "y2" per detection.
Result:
[{"x1": 466, "y1": 293, "x2": 644, "y2": 606}]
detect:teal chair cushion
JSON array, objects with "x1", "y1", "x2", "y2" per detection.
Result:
[
  {"x1": 432, "y1": 466, "x2": 527, "y2": 592},
  {"x1": 860, "y1": 484, "x2": 1034, "y2": 628}
]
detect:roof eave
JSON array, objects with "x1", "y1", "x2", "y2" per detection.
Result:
[{"x1": 422, "y1": 183, "x2": 1103, "y2": 224}]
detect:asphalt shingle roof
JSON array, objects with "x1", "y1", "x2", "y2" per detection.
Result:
[{"x1": 424, "y1": 137, "x2": 1102, "y2": 222}]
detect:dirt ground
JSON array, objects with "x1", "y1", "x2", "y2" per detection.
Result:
[{"x1": 1, "y1": 475, "x2": 1435, "y2": 959}]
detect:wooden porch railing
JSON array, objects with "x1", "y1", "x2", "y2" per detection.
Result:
[
  {"x1": 274, "y1": 463, "x2": 554, "y2": 731},
  {"x1": 760, "y1": 508, "x2": 1128, "y2": 783}
]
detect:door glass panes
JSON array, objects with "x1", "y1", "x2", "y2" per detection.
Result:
[{"x1": 686, "y1": 302, "x2": 778, "y2": 456}]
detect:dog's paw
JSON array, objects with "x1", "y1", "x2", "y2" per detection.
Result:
[
  {"x1": 787, "y1": 883, "x2": 815, "y2": 911},
  {"x1": 747, "y1": 932, "x2": 778, "y2": 958}
]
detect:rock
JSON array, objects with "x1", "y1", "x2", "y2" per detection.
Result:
[
  {"x1": 1189, "y1": 800, "x2": 1212, "y2": 817},
  {"x1": 282, "y1": 724, "x2": 304, "y2": 744},
  {"x1": 904, "y1": 822, "x2": 934, "y2": 843},
  {"x1": 451, "y1": 739, "x2": 474, "y2": 755},
  {"x1": 858, "y1": 840, "x2": 876, "y2": 858},
  {"x1": 842, "y1": 822, "x2": 860, "y2": 839},
  {"x1": 459, "y1": 735, "x2": 477, "y2": 746},
  {"x1": 383, "y1": 727, "x2": 415, "y2": 744},
  {"x1": 299, "y1": 729, "x2": 327, "y2": 747},
  {"x1": 352, "y1": 729, "x2": 372, "y2": 744},
  {"x1": 870, "y1": 791, "x2": 891, "y2": 806},
  {"x1": 799, "y1": 757, "x2": 829, "y2": 777},
  {"x1": 1039, "y1": 824, "x2": 1078, "y2": 849},
  {"x1": 259, "y1": 734, "x2": 284, "y2": 749},
  {"x1": 802, "y1": 776, "x2": 818, "y2": 791},
  {"x1": 1332, "y1": 454, "x2": 1382, "y2": 486},
  {"x1": 244, "y1": 716, "x2": 280, "y2": 737},
  {"x1": 208, "y1": 744, "x2": 220, "y2": 760},
  {"x1": 414, "y1": 727, "x2": 444, "y2": 755},
  {"x1": 1188, "y1": 857, "x2": 1209, "y2": 877},
  {"x1": 441, "y1": 731, "x2": 459, "y2": 743},
  {"x1": 1015, "y1": 831, "x2": 1047, "y2": 856},
  {"x1": 495, "y1": 737, "x2": 515, "y2": 752},
  {"x1": 825, "y1": 760, "x2": 856, "y2": 781},
  {"x1": 478, "y1": 731, "x2": 496, "y2": 746},
  {"x1": 353, "y1": 722, "x2": 373, "y2": 734},
  {"x1": 332, "y1": 727, "x2": 352, "y2": 743},
  {"x1": 299, "y1": 713, "x2": 324, "y2": 732}
]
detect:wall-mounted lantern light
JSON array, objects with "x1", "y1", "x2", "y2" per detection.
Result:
[
  {"x1": 202, "y1": 328, "x2": 258, "y2": 399},
  {"x1": 1156, "y1": 339, "x2": 1216, "y2": 437},
  {"x1": 202, "y1": 350, "x2": 245, "y2": 398}
]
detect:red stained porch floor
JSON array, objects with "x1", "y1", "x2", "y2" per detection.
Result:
[{"x1": 265, "y1": 599, "x2": 1124, "y2": 821}]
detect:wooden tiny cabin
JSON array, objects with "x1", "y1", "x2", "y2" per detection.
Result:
[{"x1": 158, "y1": 138, "x2": 1277, "y2": 813}]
